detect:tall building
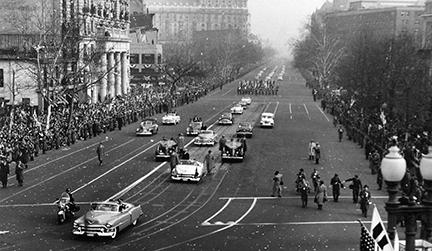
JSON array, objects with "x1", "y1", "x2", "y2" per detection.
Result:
[
  {"x1": 0, "y1": 0, "x2": 131, "y2": 106},
  {"x1": 325, "y1": 5, "x2": 424, "y2": 43},
  {"x1": 349, "y1": 0, "x2": 425, "y2": 10},
  {"x1": 422, "y1": 0, "x2": 432, "y2": 48},
  {"x1": 130, "y1": 0, "x2": 250, "y2": 43}
]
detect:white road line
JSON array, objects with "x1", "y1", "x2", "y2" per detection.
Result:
[
  {"x1": 219, "y1": 196, "x2": 388, "y2": 200},
  {"x1": 156, "y1": 198, "x2": 257, "y2": 251},
  {"x1": 201, "y1": 198, "x2": 232, "y2": 225},
  {"x1": 202, "y1": 220, "x2": 385, "y2": 227},
  {"x1": 222, "y1": 88, "x2": 233, "y2": 96},
  {"x1": 315, "y1": 103, "x2": 330, "y2": 122},
  {"x1": 72, "y1": 142, "x2": 160, "y2": 197},
  {"x1": 289, "y1": 103, "x2": 293, "y2": 120},
  {"x1": 303, "y1": 104, "x2": 311, "y2": 120},
  {"x1": 273, "y1": 101, "x2": 280, "y2": 115},
  {"x1": 0, "y1": 139, "x2": 136, "y2": 204},
  {"x1": 8, "y1": 141, "x2": 102, "y2": 180},
  {"x1": 0, "y1": 231, "x2": 9, "y2": 235}
]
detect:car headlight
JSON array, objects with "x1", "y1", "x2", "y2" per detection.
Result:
[
  {"x1": 136, "y1": 128, "x2": 140, "y2": 132},
  {"x1": 73, "y1": 222, "x2": 78, "y2": 228},
  {"x1": 106, "y1": 224, "x2": 112, "y2": 228}
]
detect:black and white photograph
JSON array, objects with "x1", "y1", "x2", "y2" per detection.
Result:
[{"x1": 0, "y1": 0, "x2": 431, "y2": 250}]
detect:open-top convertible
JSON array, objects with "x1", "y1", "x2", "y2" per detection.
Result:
[
  {"x1": 171, "y1": 159, "x2": 205, "y2": 182},
  {"x1": 260, "y1": 112, "x2": 275, "y2": 128},
  {"x1": 73, "y1": 201, "x2": 143, "y2": 239},
  {"x1": 194, "y1": 130, "x2": 217, "y2": 146},
  {"x1": 222, "y1": 139, "x2": 246, "y2": 162},
  {"x1": 230, "y1": 104, "x2": 244, "y2": 114},
  {"x1": 136, "y1": 118, "x2": 158, "y2": 136},
  {"x1": 218, "y1": 113, "x2": 234, "y2": 125},
  {"x1": 236, "y1": 122, "x2": 253, "y2": 138},
  {"x1": 155, "y1": 138, "x2": 178, "y2": 161},
  {"x1": 162, "y1": 112, "x2": 180, "y2": 125},
  {"x1": 241, "y1": 97, "x2": 252, "y2": 105}
]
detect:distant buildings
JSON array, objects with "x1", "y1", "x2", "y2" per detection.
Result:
[{"x1": 130, "y1": 0, "x2": 250, "y2": 43}]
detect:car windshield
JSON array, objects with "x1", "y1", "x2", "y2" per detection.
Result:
[
  {"x1": 190, "y1": 122, "x2": 201, "y2": 127},
  {"x1": 166, "y1": 113, "x2": 176, "y2": 116},
  {"x1": 91, "y1": 203, "x2": 119, "y2": 212},
  {"x1": 239, "y1": 123, "x2": 250, "y2": 127},
  {"x1": 199, "y1": 131, "x2": 213, "y2": 136},
  {"x1": 143, "y1": 121, "x2": 153, "y2": 126},
  {"x1": 221, "y1": 114, "x2": 231, "y2": 118},
  {"x1": 179, "y1": 160, "x2": 197, "y2": 166}
]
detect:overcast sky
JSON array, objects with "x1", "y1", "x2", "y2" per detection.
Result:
[{"x1": 249, "y1": 0, "x2": 327, "y2": 57}]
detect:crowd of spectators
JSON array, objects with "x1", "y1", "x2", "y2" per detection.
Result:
[
  {"x1": 317, "y1": 87, "x2": 428, "y2": 205},
  {"x1": 0, "y1": 79, "x2": 213, "y2": 170}
]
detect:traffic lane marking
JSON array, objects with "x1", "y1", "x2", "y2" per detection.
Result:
[
  {"x1": 314, "y1": 102, "x2": 331, "y2": 122},
  {"x1": 0, "y1": 139, "x2": 136, "y2": 204},
  {"x1": 155, "y1": 198, "x2": 257, "y2": 251},
  {"x1": 303, "y1": 103, "x2": 311, "y2": 121},
  {"x1": 201, "y1": 198, "x2": 233, "y2": 225},
  {"x1": 219, "y1": 196, "x2": 388, "y2": 200},
  {"x1": 200, "y1": 220, "x2": 384, "y2": 226}
]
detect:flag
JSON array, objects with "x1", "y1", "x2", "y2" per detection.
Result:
[
  {"x1": 371, "y1": 206, "x2": 393, "y2": 251},
  {"x1": 394, "y1": 228, "x2": 399, "y2": 251},
  {"x1": 380, "y1": 111, "x2": 387, "y2": 126},
  {"x1": 359, "y1": 220, "x2": 376, "y2": 251}
]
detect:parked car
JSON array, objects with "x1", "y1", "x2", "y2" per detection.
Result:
[
  {"x1": 218, "y1": 113, "x2": 234, "y2": 125},
  {"x1": 236, "y1": 122, "x2": 253, "y2": 138},
  {"x1": 155, "y1": 138, "x2": 178, "y2": 161},
  {"x1": 230, "y1": 104, "x2": 244, "y2": 114},
  {"x1": 222, "y1": 139, "x2": 246, "y2": 162},
  {"x1": 194, "y1": 130, "x2": 217, "y2": 146},
  {"x1": 72, "y1": 201, "x2": 143, "y2": 239},
  {"x1": 186, "y1": 120, "x2": 203, "y2": 136},
  {"x1": 171, "y1": 159, "x2": 205, "y2": 182},
  {"x1": 260, "y1": 112, "x2": 275, "y2": 128},
  {"x1": 162, "y1": 112, "x2": 180, "y2": 125},
  {"x1": 136, "y1": 118, "x2": 158, "y2": 136}
]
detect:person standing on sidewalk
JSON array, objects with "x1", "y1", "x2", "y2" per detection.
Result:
[
  {"x1": 271, "y1": 171, "x2": 283, "y2": 197},
  {"x1": 0, "y1": 157, "x2": 9, "y2": 188},
  {"x1": 338, "y1": 126, "x2": 344, "y2": 142},
  {"x1": 96, "y1": 142, "x2": 104, "y2": 166},
  {"x1": 15, "y1": 160, "x2": 25, "y2": 187}
]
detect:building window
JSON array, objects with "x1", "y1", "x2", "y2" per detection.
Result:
[
  {"x1": 0, "y1": 69, "x2": 3, "y2": 88},
  {"x1": 130, "y1": 54, "x2": 139, "y2": 64},
  {"x1": 130, "y1": 68, "x2": 140, "y2": 75},
  {"x1": 142, "y1": 54, "x2": 155, "y2": 64}
]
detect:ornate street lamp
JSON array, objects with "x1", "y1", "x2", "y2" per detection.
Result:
[{"x1": 381, "y1": 145, "x2": 432, "y2": 251}]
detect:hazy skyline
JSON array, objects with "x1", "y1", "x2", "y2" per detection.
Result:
[{"x1": 249, "y1": 0, "x2": 327, "y2": 57}]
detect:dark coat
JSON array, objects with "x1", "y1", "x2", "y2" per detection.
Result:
[{"x1": 0, "y1": 162, "x2": 9, "y2": 182}]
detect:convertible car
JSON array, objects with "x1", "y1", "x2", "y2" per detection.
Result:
[
  {"x1": 222, "y1": 139, "x2": 246, "y2": 162},
  {"x1": 171, "y1": 159, "x2": 205, "y2": 182},
  {"x1": 73, "y1": 201, "x2": 143, "y2": 239},
  {"x1": 230, "y1": 104, "x2": 244, "y2": 115},
  {"x1": 218, "y1": 113, "x2": 234, "y2": 125},
  {"x1": 186, "y1": 120, "x2": 203, "y2": 136},
  {"x1": 162, "y1": 112, "x2": 181, "y2": 125},
  {"x1": 260, "y1": 112, "x2": 275, "y2": 128},
  {"x1": 194, "y1": 130, "x2": 217, "y2": 146},
  {"x1": 136, "y1": 118, "x2": 158, "y2": 136},
  {"x1": 155, "y1": 139, "x2": 178, "y2": 161},
  {"x1": 236, "y1": 122, "x2": 253, "y2": 138}
]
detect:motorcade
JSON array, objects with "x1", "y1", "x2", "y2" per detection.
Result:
[
  {"x1": 162, "y1": 112, "x2": 181, "y2": 125},
  {"x1": 135, "y1": 118, "x2": 158, "y2": 136},
  {"x1": 73, "y1": 200, "x2": 143, "y2": 239},
  {"x1": 260, "y1": 112, "x2": 275, "y2": 128},
  {"x1": 194, "y1": 130, "x2": 217, "y2": 146},
  {"x1": 230, "y1": 104, "x2": 244, "y2": 115},
  {"x1": 171, "y1": 159, "x2": 205, "y2": 182},
  {"x1": 236, "y1": 122, "x2": 253, "y2": 138},
  {"x1": 56, "y1": 192, "x2": 79, "y2": 224},
  {"x1": 241, "y1": 97, "x2": 252, "y2": 105},
  {"x1": 218, "y1": 113, "x2": 234, "y2": 125},
  {"x1": 155, "y1": 138, "x2": 178, "y2": 161},
  {"x1": 186, "y1": 119, "x2": 203, "y2": 136},
  {"x1": 222, "y1": 139, "x2": 246, "y2": 162}
]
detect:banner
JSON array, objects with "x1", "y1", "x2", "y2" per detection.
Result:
[{"x1": 371, "y1": 206, "x2": 393, "y2": 251}]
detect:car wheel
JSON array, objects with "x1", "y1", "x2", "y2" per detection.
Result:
[
  {"x1": 132, "y1": 218, "x2": 138, "y2": 226},
  {"x1": 111, "y1": 227, "x2": 118, "y2": 239}
]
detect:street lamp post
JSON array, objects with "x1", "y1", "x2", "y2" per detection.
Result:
[{"x1": 381, "y1": 145, "x2": 432, "y2": 251}]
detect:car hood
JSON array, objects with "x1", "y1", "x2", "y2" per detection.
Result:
[
  {"x1": 197, "y1": 135, "x2": 213, "y2": 139},
  {"x1": 76, "y1": 211, "x2": 119, "y2": 225},
  {"x1": 175, "y1": 164, "x2": 201, "y2": 175}
]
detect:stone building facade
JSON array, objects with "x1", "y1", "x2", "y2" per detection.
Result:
[{"x1": 130, "y1": 0, "x2": 249, "y2": 43}]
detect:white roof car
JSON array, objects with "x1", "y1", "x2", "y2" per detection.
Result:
[
  {"x1": 260, "y1": 112, "x2": 274, "y2": 128},
  {"x1": 194, "y1": 130, "x2": 217, "y2": 146},
  {"x1": 241, "y1": 97, "x2": 252, "y2": 105},
  {"x1": 162, "y1": 112, "x2": 180, "y2": 125},
  {"x1": 171, "y1": 159, "x2": 205, "y2": 182},
  {"x1": 230, "y1": 104, "x2": 244, "y2": 114}
]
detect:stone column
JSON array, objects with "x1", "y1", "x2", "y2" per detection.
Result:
[
  {"x1": 108, "y1": 52, "x2": 115, "y2": 99},
  {"x1": 99, "y1": 52, "x2": 107, "y2": 102},
  {"x1": 121, "y1": 52, "x2": 128, "y2": 95},
  {"x1": 115, "y1": 52, "x2": 122, "y2": 96}
]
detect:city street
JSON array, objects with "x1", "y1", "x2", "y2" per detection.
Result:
[{"x1": 0, "y1": 63, "x2": 387, "y2": 251}]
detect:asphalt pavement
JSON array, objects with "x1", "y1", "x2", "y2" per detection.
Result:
[{"x1": 0, "y1": 61, "x2": 388, "y2": 251}]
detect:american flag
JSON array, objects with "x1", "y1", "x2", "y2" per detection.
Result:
[{"x1": 360, "y1": 221, "x2": 376, "y2": 251}]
